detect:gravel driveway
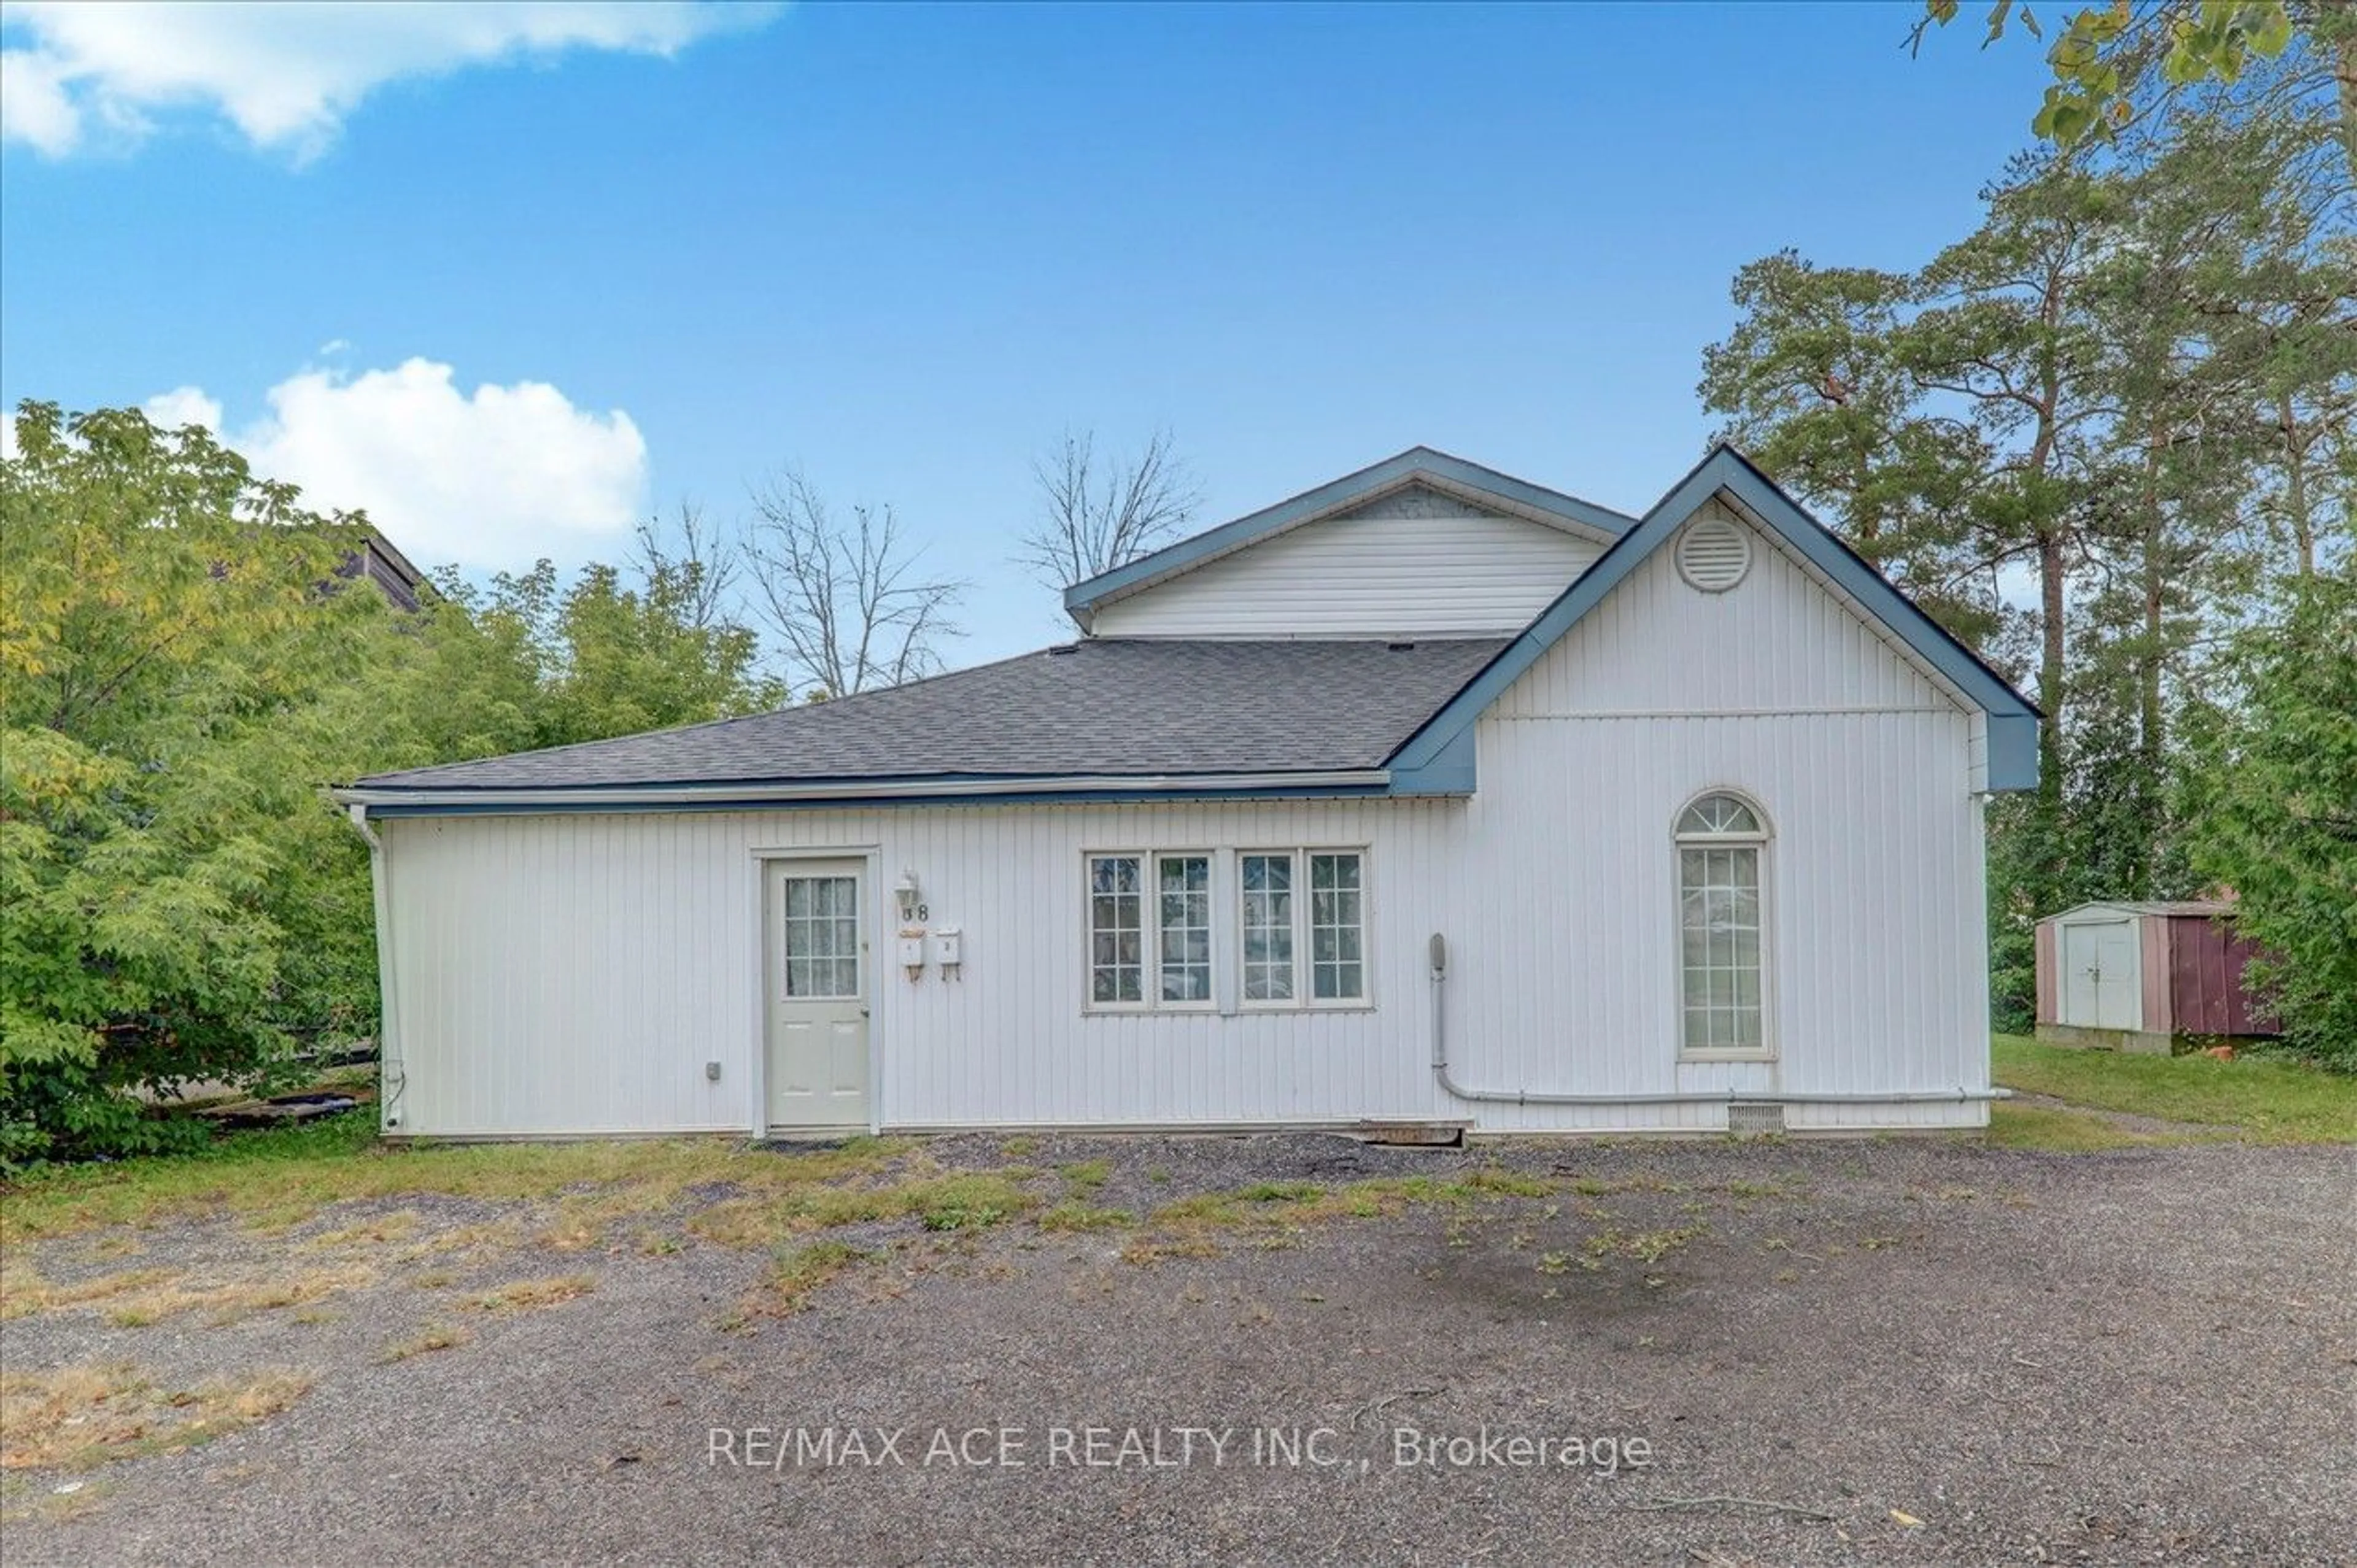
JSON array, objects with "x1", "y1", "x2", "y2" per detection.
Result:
[{"x1": 4, "y1": 1134, "x2": 2351, "y2": 1566}]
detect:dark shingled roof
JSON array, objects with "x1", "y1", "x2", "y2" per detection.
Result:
[{"x1": 356, "y1": 637, "x2": 1511, "y2": 791}]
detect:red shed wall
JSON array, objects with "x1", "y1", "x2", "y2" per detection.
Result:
[
  {"x1": 2034, "y1": 921, "x2": 2058, "y2": 1025},
  {"x1": 2167, "y1": 916, "x2": 2282, "y2": 1037},
  {"x1": 2140, "y1": 917, "x2": 2172, "y2": 1035}
]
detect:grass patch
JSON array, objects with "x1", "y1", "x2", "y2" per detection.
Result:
[
  {"x1": 468, "y1": 1275, "x2": 594, "y2": 1313},
  {"x1": 380, "y1": 1324, "x2": 471, "y2": 1362},
  {"x1": 1984, "y1": 1101, "x2": 2163, "y2": 1153},
  {"x1": 1992, "y1": 1035, "x2": 2356, "y2": 1144},
  {"x1": 0, "y1": 1264, "x2": 179, "y2": 1322},
  {"x1": 1056, "y1": 1159, "x2": 1111, "y2": 1196},
  {"x1": 0, "y1": 1115, "x2": 916, "y2": 1243},
  {"x1": 0, "y1": 1364, "x2": 313, "y2": 1471}
]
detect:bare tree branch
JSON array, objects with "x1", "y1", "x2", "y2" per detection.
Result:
[
  {"x1": 629, "y1": 500, "x2": 740, "y2": 631},
  {"x1": 745, "y1": 469, "x2": 964, "y2": 700},
  {"x1": 1016, "y1": 428, "x2": 1202, "y2": 589}
]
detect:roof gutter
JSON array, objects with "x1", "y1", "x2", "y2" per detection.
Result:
[{"x1": 333, "y1": 768, "x2": 1396, "y2": 812}]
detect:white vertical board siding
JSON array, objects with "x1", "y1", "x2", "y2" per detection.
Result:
[
  {"x1": 1448, "y1": 496, "x2": 1991, "y2": 1132},
  {"x1": 1089, "y1": 511, "x2": 1604, "y2": 638},
  {"x1": 375, "y1": 495, "x2": 1992, "y2": 1137}
]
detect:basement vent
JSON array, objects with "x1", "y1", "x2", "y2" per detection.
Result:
[
  {"x1": 1727, "y1": 1102, "x2": 1785, "y2": 1137},
  {"x1": 1676, "y1": 516, "x2": 1752, "y2": 593}
]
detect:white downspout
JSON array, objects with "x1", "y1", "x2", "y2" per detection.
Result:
[
  {"x1": 1426, "y1": 932, "x2": 2008, "y2": 1110},
  {"x1": 346, "y1": 802, "x2": 407, "y2": 1130}
]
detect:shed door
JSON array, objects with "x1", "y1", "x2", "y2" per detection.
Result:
[
  {"x1": 765, "y1": 860, "x2": 870, "y2": 1129},
  {"x1": 2063, "y1": 920, "x2": 2139, "y2": 1032}
]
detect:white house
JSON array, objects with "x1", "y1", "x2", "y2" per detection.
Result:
[{"x1": 340, "y1": 446, "x2": 2038, "y2": 1140}]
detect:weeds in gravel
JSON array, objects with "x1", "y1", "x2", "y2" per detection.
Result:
[
  {"x1": 689, "y1": 1169, "x2": 1038, "y2": 1249},
  {"x1": 0, "y1": 1364, "x2": 313, "y2": 1471},
  {"x1": 469, "y1": 1275, "x2": 594, "y2": 1313},
  {"x1": 381, "y1": 1324, "x2": 470, "y2": 1362},
  {"x1": 760, "y1": 1240, "x2": 870, "y2": 1313},
  {"x1": 99, "y1": 1264, "x2": 378, "y2": 1329},
  {"x1": 1585, "y1": 1224, "x2": 1708, "y2": 1264},
  {"x1": 1038, "y1": 1203, "x2": 1135, "y2": 1232},
  {"x1": 301, "y1": 1211, "x2": 422, "y2": 1250}
]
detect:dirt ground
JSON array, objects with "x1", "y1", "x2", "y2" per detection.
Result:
[{"x1": 3, "y1": 1133, "x2": 2351, "y2": 1567}]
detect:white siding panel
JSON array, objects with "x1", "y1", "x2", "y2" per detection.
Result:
[
  {"x1": 374, "y1": 493, "x2": 1992, "y2": 1138},
  {"x1": 1089, "y1": 511, "x2": 1603, "y2": 639}
]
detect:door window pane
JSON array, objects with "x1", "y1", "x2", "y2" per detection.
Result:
[{"x1": 784, "y1": 875, "x2": 859, "y2": 998}]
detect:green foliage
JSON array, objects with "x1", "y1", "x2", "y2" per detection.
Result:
[
  {"x1": 1704, "y1": 80, "x2": 2349, "y2": 1033},
  {"x1": 2179, "y1": 569, "x2": 2357, "y2": 1064},
  {"x1": 1915, "y1": 2, "x2": 2347, "y2": 173},
  {"x1": 1, "y1": 400, "x2": 784, "y2": 1165}
]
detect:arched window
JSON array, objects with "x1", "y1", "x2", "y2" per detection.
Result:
[{"x1": 1676, "y1": 794, "x2": 1768, "y2": 1054}]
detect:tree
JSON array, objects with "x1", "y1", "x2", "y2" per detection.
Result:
[
  {"x1": 2179, "y1": 565, "x2": 2357, "y2": 1064},
  {"x1": 1699, "y1": 252, "x2": 1999, "y2": 640},
  {"x1": 746, "y1": 469, "x2": 962, "y2": 699},
  {"x1": 0, "y1": 401, "x2": 800, "y2": 1164},
  {"x1": 1910, "y1": 1, "x2": 2357, "y2": 177},
  {"x1": 1017, "y1": 428, "x2": 1201, "y2": 589},
  {"x1": 1, "y1": 402, "x2": 385, "y2": 1161}
]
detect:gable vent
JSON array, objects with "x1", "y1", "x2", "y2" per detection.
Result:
[{"x1": 1675, "y1": 516, "x2": 1752, "y2": 593}]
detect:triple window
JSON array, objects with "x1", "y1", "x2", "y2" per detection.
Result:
[{"x1": 1088, "y1": 850, "x2": 1366, "y2": 1010}]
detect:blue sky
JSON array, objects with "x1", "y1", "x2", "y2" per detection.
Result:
[{"x1": 1, "y1": 2, "x2": 2055, "y2": 662}]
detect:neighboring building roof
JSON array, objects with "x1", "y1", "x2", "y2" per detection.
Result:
[
  {"x1": 1387, "y1": 444, "x2": 2045, "y2": 794},
  {"x1": 333, "y1": 528, "x2": 427, "y2": 612},
  {"x1": 1063, "y1": 446, "x2": 1635, "y2": 628},
  {"x1": 2042, "y1": 900, "x2": 2237, "y2": 922},
  {"x1": 349, "y1": 637, "x2": 1509, "y2": 806}
]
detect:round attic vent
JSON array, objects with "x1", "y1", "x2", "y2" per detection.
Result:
[{"x1": 1675, "y1": 516, "x2": 1752, "y2": 592}]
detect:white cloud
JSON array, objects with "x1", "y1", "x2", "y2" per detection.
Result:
[
  {"x1": 142, "y1": 358, "x2": 649, "y2": 571},
  {"x1": 1, "y1": 1, "x2": 773, "y2": 159},
  {"x1": 142, "y1": 385, "x2": 225, "y2": 434}
]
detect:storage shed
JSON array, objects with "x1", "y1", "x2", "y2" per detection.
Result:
[{"x1": 2034, "y1": 902, "x2": 2280, "y2": 1053}]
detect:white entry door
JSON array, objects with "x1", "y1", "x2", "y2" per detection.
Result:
[
  {"x1": 2063, "y1": 921, "x2": 2139, "y2": 1032},
  {"x1": 765, "y1": 860, "x2": 870, "y2": 1129}
]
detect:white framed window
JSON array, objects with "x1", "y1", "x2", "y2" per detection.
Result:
[
  {"x1": 1308, "y1": 852, "x2": 1366, "y2": 1003},
  {"x1": 1674, "y1": 792, "x2": 1770, "y2": 1057},
  {"x1": 1236, "y1": 848, "x2": 1368, "y2": 1009},
  {"x1": 1086, "y1": 846, "x2": 1371, "y2": 1012},
  {"x1": 1086, "y1": 854, "x2": 1145, "y2": 1006}
]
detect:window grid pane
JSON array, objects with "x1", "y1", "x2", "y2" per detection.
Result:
[
  {"x1": 1088, "y1": 856, "x2": 1142, "y2": 1003},
  {"x1": 1308, "y1": 853, "x2": 1364, "y2": 1001},
  {"x1": 1240, "y1": 854, "x2": 1295, "y2": 1002},
  {"x1": 783, "y1": 876, "x2": 859, "y2": 998},
  {"x1": 1158, "y1": 855, "x2": 1211, "y2": 1003},
  {"x1": 1677, "y1": 843, "x2": 1761, "y2": 1048}
]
